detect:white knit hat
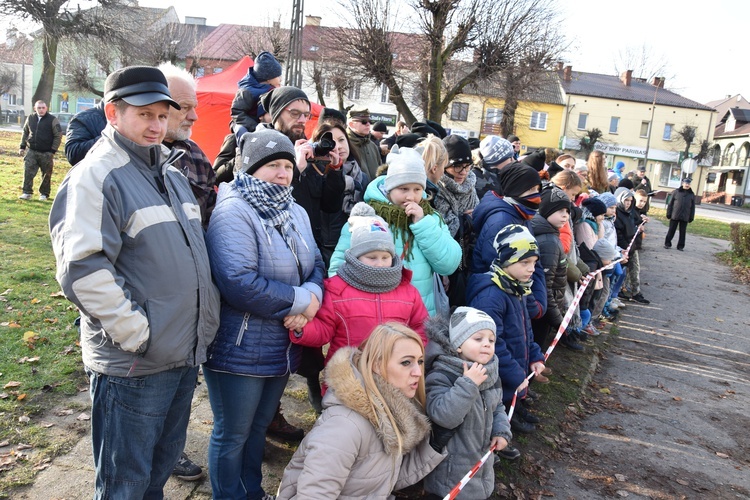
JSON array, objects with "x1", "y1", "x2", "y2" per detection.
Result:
[
  {"x1": 384, "y1": 145, "x2": 427, "y2": 192},
  {"x1": 449, "y1": 307, "x2": 496, "y2": 350}
]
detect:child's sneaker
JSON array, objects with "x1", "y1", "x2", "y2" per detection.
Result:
[
  {"x1": 631, "y1": 293, "x2": 650, "y2": 304},
  {"x1": 495, "y1": 444, "x2": 521, "y2": 461}
]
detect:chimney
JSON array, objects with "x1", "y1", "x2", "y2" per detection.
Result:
[
  {"x1": 563, "y1": 65, "x2": 572, "y2": 82},
  {"x1": 554, "y1": 61, "x2": 564, "y2": 71},
  {"x1": 620, "y1": 69, "x2": 632, "y2": 86},
  {"x1": 184, "y1": 16, "x2": 206, "y2": 26},
  {"x1": 305, "y1": 15, "x2": 321, "y2": 27},
  {"x1": 650, "y1": 76, "x2": 665, "y2": 88}
]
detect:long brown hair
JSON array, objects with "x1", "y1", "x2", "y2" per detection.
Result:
[{"x1": 587, "y1": 150, "x2": 609, "y2": 194}]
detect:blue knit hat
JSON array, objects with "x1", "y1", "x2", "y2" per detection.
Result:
[
  {"x1": 252, "y1": 52, "x2": 282, "y2": 82},
  {"x1": 598, "y1": 192, "x2": 617, "y2": 208}
]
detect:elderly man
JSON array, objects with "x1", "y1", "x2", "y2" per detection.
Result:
[
  {"x1": 346, "y1": 107, "x2": 381, "y2": 181},
  {"x1": 19, "y1": 100, "x2": 61, "y2": 200},
  {"x1": 49, "y1": 66, "x2": 221, "y2": 498},
  {"x1": 159, "y1": 63, "x2": 217, "y2": 230}
]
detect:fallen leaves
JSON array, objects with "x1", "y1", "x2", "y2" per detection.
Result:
[
  {"x1": 3, "y1": 381, "x2": 21, "y2": 389},
  {"x1": 716, "y1": 452, "x2": 729, "y2": 459},
  {"x1": 18, "y1": 356, "x2": 40, "y2": 364},
  {"x1": 599, "y1": 387, "x2": 611, "y2": 394},
  {"x1": 76, "y1": 413, "x2": 90, "y2": 421}
]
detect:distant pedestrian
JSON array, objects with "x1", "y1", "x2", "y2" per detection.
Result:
[
  {"x1": 664, "y1": 177, "x2": 695, "y2": 251},
  {"x1": 19, "y1": 100, "x2": 61, "y2": 200}
]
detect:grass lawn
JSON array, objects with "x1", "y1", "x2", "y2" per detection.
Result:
[{"x1": 0, "y1": 130, "x2": 85, "y2": 495}]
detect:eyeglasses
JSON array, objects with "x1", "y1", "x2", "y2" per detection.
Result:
[
  {"x1": 285, "y1": 108, "x2": 311, "y2": 120},
  {"x1": 449, "y1": 162, "x2": 472, "y2": 172}
]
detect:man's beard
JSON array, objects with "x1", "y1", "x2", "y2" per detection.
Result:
[
  {"x1": 166, "y1": 123, "x2": 192, "y2": 142},
  {"x1": 283, "y1": 125, "x2": 306, "y2": 142}
]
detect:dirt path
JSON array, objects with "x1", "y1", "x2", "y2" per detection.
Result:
[{"x1": 538, "y1": 220, "x2": 750, "y2": 499}]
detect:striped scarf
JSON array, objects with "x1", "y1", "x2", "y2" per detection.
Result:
[{"x1": 490, "y1": 260, "x2": 532, "y2": 297}]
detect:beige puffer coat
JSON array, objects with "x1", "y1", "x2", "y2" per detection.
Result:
[{"x1": 277, "y1": 347, "x2": 444, "y2": 499}]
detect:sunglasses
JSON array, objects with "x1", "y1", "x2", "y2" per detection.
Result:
[{"x1": 355, "y1": 119, "x2": 371, "y2": 125}]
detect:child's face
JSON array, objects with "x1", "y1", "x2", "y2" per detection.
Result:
[
  {"x1": 563, "y1": 186, "x2": 582, "y2": 201},
  {"x1": 458, "y1": 328, "x2": 496, "y2": 365},
  {"x1": 623, "y1": 198, "x2": 633, "y2": 210},
  {"x1": 546, "y1": 207, "x2": 570, "y2": 229},
  {"x1": 606, "y1": 206, "x2": 616, "y2": 217},
  {"x1": 388, "y1": 183, "x2": 424, "y2": 208},
  {"x1": 634, "y1": 195, "x2": 648, "y2": 209},
  {"x1": 504, "y1": 256, "x2": 538, "y2": 282},
  {"x1": 267, "y1": 76, "x2": 282, "y2": 88},
  {"x1": 358, "y1": 250, "x2": 393, "y2": 268}
]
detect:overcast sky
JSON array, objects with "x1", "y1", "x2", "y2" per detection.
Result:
[{"x1": 12, "y1": 0, "x2": 749, "y2": 105}]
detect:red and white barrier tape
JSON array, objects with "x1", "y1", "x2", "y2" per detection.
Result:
[{"x1": 443, "y1": 222, "x2": 644, "y2": 499}]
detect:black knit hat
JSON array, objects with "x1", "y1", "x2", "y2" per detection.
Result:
[
  {"x1": 522, "y1": 149, "x2": 546, "y2": 172},
  {"x1": 582, "y1": 196, "x2": 607, "y2": 217},
  {"x1": 372, "y1": 121, "x2": 388, "y2": 133},
  {"x1": 395, "y1": 133, "x2": 422, "y2": 149},
  {"x1": 104, "y1": 66, "x2": 180, "y2": 109},
  {"x1": 320, "y1": 107, "x2": 347, "y2": 125},
  {"x1": 539, "y1": 187, "x2": 571, "y2": 219},
  {"x1": 497, "y1": 163, "x2": 541, "y2": 198},
  {"x1": 252, "y1": 51, "x2": 282, "y2": 82},
  {"x1": 410, "y1": 121, "x2": 439, "y2": 138},
  {"x1": 426, "y1": 120, "x2": 447, "y2": 139},
  {"x1": 259, "y1": 86, "x2": 310, "y2": 125},
  {"x1": 443, "y1": 135, "x2": 472, "y2": 165}
]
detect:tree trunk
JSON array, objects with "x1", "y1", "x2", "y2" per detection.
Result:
[
  {"x1": 337, "y1": 88, "x2": 345, "y2": 112},
  {"x1": 501, "y1": 98, "x2": 519, "y2": 138},
  {"x1": 32, "y1": 33, "x2": 58, "y2": 106}
]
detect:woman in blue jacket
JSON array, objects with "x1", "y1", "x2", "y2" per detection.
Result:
[
  {"x1": 204, "y1": 128, "x2": 325, "y2": 500},
  {"x1": 328, "y1": 146, "x2": 461, "y2": 317}
]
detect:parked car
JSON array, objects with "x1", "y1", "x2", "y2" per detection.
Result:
[
  {"x1": 1, "y1": 109, "x2": 22, "y2": 125},
  {"x1": 56, "y1": 112, "x2": 73, "y2": 133}
]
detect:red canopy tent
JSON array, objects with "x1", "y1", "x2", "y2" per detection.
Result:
[{"x1": 192, "y1": 56, "x2": 323, "y2": 164}]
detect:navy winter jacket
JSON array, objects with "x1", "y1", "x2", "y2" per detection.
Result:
[
  {"x1": 467, "y1": 272, "x2": 544, "y2": 404},
  {"x1": 471, "y1": 191, "x2": 547, "y2": 319},
  {"x1": 64, "y1": 102, "x2": 107, "y2": 165}
]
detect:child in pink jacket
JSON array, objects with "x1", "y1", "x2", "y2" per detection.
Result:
[{"x1": 290, "y1": 203, "x2": 428, "y2": 379}]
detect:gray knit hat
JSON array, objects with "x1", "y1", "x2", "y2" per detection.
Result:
[
  {"x1": 259, "y1": 86, "x2": 310, "y2": 126},
  {"x1": 384, "y1": 145, "x2": 427, "y2": 192},
  {"x1": 347, "y1": 202, "x2": 395, "y2": 258},
  {"x1": 449, "y1": 306, "x2": 496, "y2": 351},
  {"x1": 252, "y1": 51, "x2": 282, "y2": 82},
  {"x1": 238, "y1": 127, "x2": 296, "y2": 175}
]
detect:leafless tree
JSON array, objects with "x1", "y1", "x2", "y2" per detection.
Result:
[
  {"x1": 336, "y1": 0, "x2": 566, "y2": 124},
  {"x1": 232, "y1": 20, "x2": 288, "y2": 62},
  {"x1": 613, "y1": 44, "x2": 677, "y2": 86},
  {"x1": 0, "y1": 67, "x2": 17, "y2": 96},
  {"x1": 578, "y1": 128, "x2": 603, "y2": 159},
  {"x1": 0, "y1": 0, "x2": 128, "y2": 105}
]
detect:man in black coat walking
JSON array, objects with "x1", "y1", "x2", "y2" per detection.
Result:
[
  {"x1": 664, "y1": 177, "x2": 696, "y2": 251},
  {"x1": 19, "y1": 100, "x2": 61, "y2": 200}
]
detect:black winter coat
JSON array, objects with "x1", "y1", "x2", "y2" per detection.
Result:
[
  {"x1": 667, "y1": 187, "x2": 695, "y2": 222},
  {"x1": 530, "y1": 214, "x2": 567, "y2": 328}
]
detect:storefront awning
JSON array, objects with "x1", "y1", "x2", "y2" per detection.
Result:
[{"x1": 709, "y1": 166, "x2": 745, "y2": 172}]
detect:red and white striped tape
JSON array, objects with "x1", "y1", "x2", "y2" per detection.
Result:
[{"x1": 442, "y1": 223, "x2": 645, "y2": 500}]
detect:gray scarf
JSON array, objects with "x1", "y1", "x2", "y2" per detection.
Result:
[{"x1": 337, "y1": 251, "x2": 403, "y2": 293}]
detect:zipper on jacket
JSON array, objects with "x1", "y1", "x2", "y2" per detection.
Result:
[{"x1": 236, "y1": 313, "x2": 249, "y2": 346}]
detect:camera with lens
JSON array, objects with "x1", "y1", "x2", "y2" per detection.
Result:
[{"x1": 311, "y1": 132, "x2": 336, "y2": 157}]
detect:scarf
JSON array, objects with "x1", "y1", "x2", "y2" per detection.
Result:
[
  {"x1": 368, "y1": 199, "x2": 437, "y2": 260},
  {"x1": 490, "y1": 260, "x2": 533, "y2": 297},
  {"x1": 233, "y1": 171, "x2": 307, "y2": 259},
  {"x1": 504, "y1": 192, "x2": 541, "y2": 220},
  {"x1": 338, "y1": 251, "x2": 403, "y2": 293}
]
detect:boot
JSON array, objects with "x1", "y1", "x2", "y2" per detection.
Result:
[
  {"x1": 267, "y1": 405, "x2": 304, "y2": 442},
  {"x1": 306, "y1": 375, "x2": 323, "y2": 414}
]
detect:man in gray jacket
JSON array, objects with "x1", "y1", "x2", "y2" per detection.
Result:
[{"x1": 49, "y1": 66, "x2": 220, "y2": 498}]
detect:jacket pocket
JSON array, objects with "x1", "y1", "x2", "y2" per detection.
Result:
[{"x1": 236, "y1": 312, "x2": 250, "y2": 346}]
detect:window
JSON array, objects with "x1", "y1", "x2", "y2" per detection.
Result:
[
  {"x1": 76, "y1": 97, "x2": 96, "y2": 112},
  {"x1": 663, "y1": 123, "x2": 673, "y2": 141},
  {"x1": 609, "y1": 116, "x2": 619, "y2": 134},
  {"x1": 529, "y1": 111, "x2": 547, "y2": 130},
  {"x1": 195, "y1": 67, "x2": 205, "y2": 77},
  {"x1": 322, "y1": 78, "x2": 332, "y2": 97},
  {"x1": 4, "y1": 94, "x2": 17, "y2": 105},
  {"x1": 485, "y1": 108, "x2": 502, "y2": 124},
  {"x1": 657, "y1": 162, "x2": 681, "y2": 188},
  {"x1": 380, "y1": 82, "x2": 389, "y2": 103},
  {"x1": 450, "y1": 102, "x2": 469, "y2": 121},
  {"x1": 640, "y1": 121, "x2": 650, "y2": 138},
  {"x1": 577, "y1": 113, "x2": 588, "y2": 130},
  {"x1": 213, "y1": 67, "x2": 223, "y2": 74},
  {"x1": 347, "y1": 83, "x2": 361, "y2": 100}
]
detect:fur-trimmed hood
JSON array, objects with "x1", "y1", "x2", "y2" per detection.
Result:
[{"x1": 324, "y1": 347, "x2": 432, "y2": 456}]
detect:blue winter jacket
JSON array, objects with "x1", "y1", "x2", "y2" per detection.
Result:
[
  {"x1": 471, "y1": 191, "x2": 547, "y2": 319},
  {"x1": 328, "y1": 176, "x2": 461, "y2": 316},
  {"x1": 205, "y1": 182, "x2": 325, "y2": 376},
  {"x1": 64, "y1": 101, "x2": 107, "y2": 166},
  {"x1": 467, "y1": 272, "x2": 545, "y2": 404}
]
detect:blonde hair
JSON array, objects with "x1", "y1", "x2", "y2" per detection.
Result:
[
  {"x1": 587, "y1": 150, "x2": 608, "y2": 194},
  {"x1": 419, "y1": 135, "x2": 448, "y2": 176},
  {"x1": 357, "y1": 322, "x2": 426, "y2": 455},
  {"x1": 550, "y1": 169, "x2": 583, "y2": 190}
]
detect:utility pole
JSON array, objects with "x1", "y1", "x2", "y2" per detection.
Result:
[
  {"x1": 641, "y1": 83, "x2": 659, "y2": 170},
  {"x1": 285, "y1": 0, "x2": 304, "y2": 88}
]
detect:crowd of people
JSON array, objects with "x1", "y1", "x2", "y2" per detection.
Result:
[{"x1": 44, "y1": 52, "x2": 664, "y2": 500}]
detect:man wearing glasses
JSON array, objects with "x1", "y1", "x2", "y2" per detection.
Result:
[{"x1": 346, "y1": 107, "x2": 381, "y2": 181}]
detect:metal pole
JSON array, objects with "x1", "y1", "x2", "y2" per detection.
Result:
[
  {"x1": 641, "y1": 84, "x2": 658, "y2": 170},
  {"x1": 285, "y1": 0, "x2": 304, "y2": 87}
]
